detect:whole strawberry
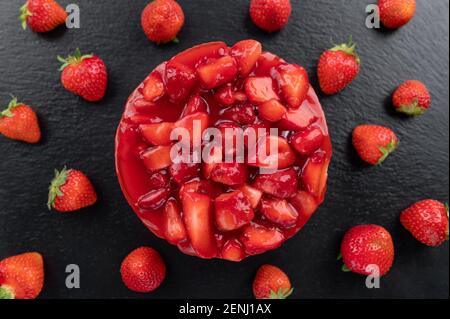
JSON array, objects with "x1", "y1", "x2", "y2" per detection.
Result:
[
  {"x1": 401, "y1": 199, "x2": 449, "y2": 247},
  {"x1": 392, "y1": 80, "x2": 430, "y2": 116},
  {"x1": 120, "y1": 247, "x2": 166, "y2": 293},
  {"x1": 47, "y1": 167, "x2": 97, "y2": 212},
  {"x1": 318, "y1": 37, "x2": 360, "y2": 95},
  {"x1": 379, "y1": 0, "x2": 416, "y2": 29},
  {"x1": 340, "y1": 225, "x2": 394, "y2": 277},
  {"x1": 0, "y1": 252, "x2": 44, "y2": 299},
  {"x1": 250, "y1": 0, "x2": 292, "y2": 32},
  {"x1": 20, "y1": 0, "x2": 67, "y2": 33},
  {"x1": 58, "y1": 49, "x2": 108, "y2": 102},
  {"x1": 0, "y1": 97, "x2": 41, "y2": 144},
  {"x1": 141, "y1": 0, "x2": 185, "y2": 44},
  {"x1": 352, "y1": 124, "x2": 399, "y2": 165},
  {"x1": 253, "y1": 264, "x2": 293, "y2": 299}
]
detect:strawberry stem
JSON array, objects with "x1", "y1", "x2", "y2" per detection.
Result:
[
  {"x1": 397, "y1": 99, "x2": 427, "y2": 116},
  {"x1": 341, "y1": 264, "x2": 351, "y2": 272},
  {"x1": 1, "y1": 97, "x2": 23, "y2": 118},
  {"x1": 57, "y1": 48, "x2": 93, "y2": 71},
  {"x1": 268, "y1": 287, "x2": 293, "y2": 299},
  {"x1": 47, "y1": 167, "x2": 69, "y2": 210},
  {"x1": 330, "y1": 36, "x2": 360, "y2": 64},
  {"x1": 19, "y1": 3, "x2": 32, "y2": 30},
  {"x1": 377, "y1": 138, "x2": 399, "y2": 165},
  {"x1": 0, "y1": 285, "x2": 15, "y2": 299}
]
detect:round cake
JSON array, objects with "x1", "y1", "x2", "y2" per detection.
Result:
[{"x1": 115, "y1": 41, "x2": 332, "y2": 261}]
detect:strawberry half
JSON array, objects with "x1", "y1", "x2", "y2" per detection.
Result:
[
  {"x1": 20, "y1": 0, "x2": 67, "y2": 33},
  {"x1": 272, "y1": 64, "x2": 309, "y2": 109},
  {"x1": 230, "y1": 40, "x2": 262, "y2": 77}
]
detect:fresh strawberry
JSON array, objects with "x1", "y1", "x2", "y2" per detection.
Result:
[
  {"x1": 141, "y1": 0, "x2": 185, "y2": 44},
  {"x1": 340, "y1": 225, "x2": 394, "y2": 277},
  {"x1": 239, "y1": 184, "x2": 263, "y2": 209},
  {"x1": 163, "y1": 199, "x2": 187, "y2": 244},
  {"x1": 58, "y1": 48, "x2": 108, "y2": 102},
  {"x1": 140, "y1": 145, "x2": 173, "y2": 171},
  {"x1": 301, "y1": 151, "x2": 329, "y2": 201},
  {"x1": 215, "y1": 190, "x2": 254, "y2": 231},
  {"x1": 0, "y1": 97, "x2": 41, "y2": 144},
  {"x1": 392, "y1": 80, "x2": 430, "y2": 116},
  {"x1": 210, "y1": 163, "x2": 248, "y2": 186},
  {"x1": 317, "y1": 37, "x2": 360, "y2": 95},
  {"x1": 197, "y1": 56, "x2": 238, "y2": 89},
  {"x1": 221, "y1": 239, "x2": 245, "y2": 262},
  {"x1": 272, "y1": 64, "x2": 309, "y2": 108},
  {"x1": 379, "y1": 0, "x2": 416, "y2": 29},
  {"x1": 47, "y1": 167, "x2": 97, "y2": 212},
  {"x1": 245, "y1": 77, "x2": 279, "y2": 105},
  {"x1": 240, "y1": 223, "x2": 284, "y2": 254},
  {"x1": 400, "y1": 199, "x2": 449, "y2": 247},
  {"x1": 137, "y1": 188, "x2": 170, "y2": 210},
  {"x1": 261, "y1": 198, "x2": 298, "y2": 227},
  {"x1": 258, "y1": 99, "x2": 286, "y2": 122},
  {"x1": 352, "y1": 124, "x2": 399, "y2": 165},
  {"x1": 290, "y1": 126, "x2": 324, "y2": 155},
  {"x1": 230, "y1": 40, "x2": 262, "y2": 77},
  {"x1": 20, "y1": 0, "x2": 67, "y2": 33},
  {"x1": 249, "y1": 0, "x2": 292, "y2": 32},
  {"x1": 140, "y1": 122, "x2": 175, "y2": 146},
  {"x1": 0, "y1": 252, "x2": 44, "y2": 299},
  {"x1": 142, "y1": 74, "x2": 165, "y2": 102},
  {"x1": 253, "y1": 264, "x2": 293, "y2": 299},
  {"x1": 120, "y1": 247, "x2": 166, "y2": 293},
  {"x1": 253, "y1": 168, "x2": 298, "y2": 199}
]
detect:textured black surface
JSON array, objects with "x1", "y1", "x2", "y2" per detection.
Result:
[{"x1": 0, "y1": 0, "x2": 448, "y2": 299}]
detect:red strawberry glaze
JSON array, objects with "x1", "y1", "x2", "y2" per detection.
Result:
[{"x1": 115, "y1": 41, "x2": 332, "y2": 260}]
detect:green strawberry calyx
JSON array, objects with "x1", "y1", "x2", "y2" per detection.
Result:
[
  {"x1": 57, "y1": 48, "x2": 93, "y2": 71},
  {"x1": 330, "y1": 36, "x2": 360, "y2": 64},
  {"x1": 397, "y1": 98, "x2": 427, "y2": 116},
  {"x1": 377, "y1": 138, "x2": 399, "y2": 165},
  {"x1": 47, "y1": 167, "x2": 69, "y2": 210},
  {"x1": 1, "y1": 97, "x2": 23, "y2": 118},
  {"x1": 0, "y1": 285, "x2": 15, "y2": 299},
  {"x1": 19, "y1": 3, "x2": 32, "y2": 30},
  {"x1": 337, "y1": 253, "x2": 352, "y2": 272},
  {"x1": 267, "y1": 287, "x2": 293, "y2": 299}
]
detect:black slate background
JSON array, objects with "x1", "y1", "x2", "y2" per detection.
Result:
[{"x1": 0, "y1": 0, "x2": 448, "y2": 299}]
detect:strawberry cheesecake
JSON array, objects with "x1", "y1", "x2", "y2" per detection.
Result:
[{"x1": 115, "y1": 40, "x2": 332, "y2": 261}]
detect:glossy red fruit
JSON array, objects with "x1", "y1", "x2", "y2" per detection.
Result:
[
  {"x1": 143, "y1": 74, "x2": 165, "y2": 102},
  {"x1": 120, "y1": 247, "x2": 166, "y2": 293},
  {"x1": 253, "y1": 264, "x2": 293, "y2": 299},
  {"x1": 249, "y1": 0, "x2": 292, "y2": 32},
  {"x1": 181, "y1": 94, "x2": 208, "y2": 119},
  {"x1": 215, "y1": 190, "x2": 254, "y2": 231},
  {"x1": 261, "y1": 198, "x2": 298, "y2": 227},
  {"x1": 340, "y1": 225, "x2": 394, "y2": 277},
  {"x1": 137, "y1": 188, "x2": 170, "y2": 210},
  {"x1": 279, "y1": 103, "x2": 318, "y2": 131},
  {"x1": 240, "y1": 223, "x2": 284, "y2": 254},
  {"x1": 247, "y1": 135, "x2": 296, "y2": 170},
  {"x1": 215, "y1": 84, "x2": 236, "y2": 106},
  {"x1": 392, "y1": 80, "x2": 430, "y2": 116},
  {"x1": 163, "y1": 199, "x2": 187, "y2": 244},
  {"x1": 197, "y1": 56, "x2": 238, "y2": 89},
  {"x1": 301, "y1": 151, "x2": 329, "y2": 201},
  {"x1": 253, "y1": 168, "x2": 298, "y2": 199},
  {"x1": 20, "y1": 0, "x2": 67, "y2": 33},
  {"x1": 165, "y1": 62, "x2": 197, "y2": 104},
  {"x1": 147, "y1": 171, "x2": 169, "y2": 189},
  {"x1": 217, "y1": 121, "x2": 243, "y2": 157},
  {"x1": 221, "y1": 239, "x2": 246, "y2": 262},
  {"x1": 272, "y1": 64, "x2": 309, "y2": 109},
  {"x1": 379, "y1": 0, "x2": 416, "y2": 29},
  {"x1": 245, "y1": 77, "x2": 279, "y2": 105},
  {"x1": 290, "y1": 191, "x2": 318, "y2": 227},
  {"x1": 169, "y1": 162, "x2": 200, "y2": 184},
  {"x1": 254, "y1": 52, "x2": 286, "y2": 76},
  {"x1": 290, "y1": 126, "x2": 324, "y2": 155},
  {"x1": 221, "y1": 103, "x2": 256, "y2": 125},
  {"x1": 258, "y1": 99, "x2": 287, "y2": 122},
  {"x1": 140, "y1": 122, "x2": 175, "y2": 146},
  {"x1": 174, "y1": 112, "x2": 210, "y2": 145},
  {"x1": 210, "y1": 163, "x2": 248, "y2": 186},
  {"x1": 140, "y1": 145, "x2": 173, "y2": 171},
  {"x1": 231, "y1": 40, "x2": 262, "y2": 77},
  {"x1": 239, "y1": 184, "x2": 263, "y2": 209}
]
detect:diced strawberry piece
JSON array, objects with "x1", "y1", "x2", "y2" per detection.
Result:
[
  {"x1": 140, "y1": 122, "x2": 175, "y2": 146},
  {"x1": 221, "y1": 239, "x2": 245, "y2": 262},
  {"x1": 247, "y1": 135, "x2": 296, "y2": 170},
  {"x1": 169, "y1": 162, "x2": 201, "y2": 184},
  {"x1": 240, "y1": 223, "x2": 285, "y2": 255},
  {"x1": 169, "y1": 42, "x2": 228, "y2": 69},
  {"x1": 140, "y1": 145, "x2": 173, "y2": 171},
  {"x1": 301, "y1": 151, "x2": 329, "y2": 201},
  {"x1": 163, "y1": 199, "x2": 187, "y2": 244},
  {"x1": 215, "y1": 84, "x2": 236, "y2": 106},
  {"x1": 253, "y1": 168, "x2": 298, "y2": 199},
  {"x1": 215, "y1": 190, "x2": 254, "y2": 231},
  {"x1": 261, "y1": 198, "x2": 299, "y2": 227},
  {"x1": 272, "y1": 64, "x2": 309, "y2": 109},
  {"x1": 245, "y1": 77, "x2": 279, "y2": 105},
  {"x1": 290, "y1": 191, "x2": 319, "y2": 228},
  {"x1": 243, "y1": 122, "x2": 271, "y2": 148},
  {"x1": 181, "y1": 94, "x2": 208, "y2": 118},
  {"x1": 133, "y1": 98, "x2": 156, "y2": 112},
  {"x1": 291, "y1": 126, "x2": 324, "y2": 155},
  {"x1": 233, "y1": 91, "x2": 248, "y2": 102},
  {"x1": 202, "y1": 144, "x2": 223, "y2": 179},
  {"x1": 279, "y1": 104, "x2": 318, "y2": 131},
  {"x1": 217, "y1": 122, "x2": 244, "y2": 158},
  {"x1": 254, "y1": 52, "x2": 286, "y2": 76},
  {"x1": 182, "y1": 192, "x2": 217, "y2": 258},
  {"x1": 127, "y1": 114, "x2": 157, "y2": 125},
  {"x1": 210, "y1": 163, "x2": 248, "y2": 186},
  {"x1": 137, "y1": 188, "x2": 170, "y2": 210},
  {"x1": 179, "y1": 180, "x2": 224, "y2": 200},
  {"x1": 148, "y1": 170, "x2": 170, "y2": 189},
  {"x1": 231, "y1": 40, "x2": 262, "y2": 77},
  {"x1": 165, "y1": 62, "x2": 197, "y2": 104},
  {"x1": 239, "y1": 184, "x2": 263, "y2": 209},
  {"x1": 197, "y1": 56, "x2": 238, "y2": 89},
  {"x1": 258, "y1": 99, "x2": 287, "y2": 122},
  {"x1": 143, "y1": 74, "x2": 165, "y2": 102},
  {"x1": 174, "y1": 112, "x2": 210, "y2": 145},
  {"x1": 221, "y1": 103, "x2": 256, "y2": 125}
]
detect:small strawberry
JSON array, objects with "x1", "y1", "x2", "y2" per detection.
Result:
[
  {"x1": 378, "y1": 0, "x2": 416, "y2": 29},
  {"x1": 400, "y1": 199, "x2": 449, "y2": 247},
  {"x1": 352, "y1": 124, "x2": 399, "y2": 165},
  {"x1": 0, "y1": 97, "x2": 41, "y2": 144},
  {"x1": 0, "y1": 252, "x2": 44, "y2": 299},
  {"x1": 318, "y1": 37, "x2": 360, "y2": 95},
  {"x1": 58, "y1": 48, "x2": 108, "y2": 102},
  {"x1": 392, "y1": 80, "x2": 430, "y2": 116},
  {"x1": 120, "y1": 247, "x2": 166, "y2": 293},
  {"x1": 249, "y1": 0, "x2": 292, "y2": 32},
  {"x1": 340, "y1": 225, "x2": 394, "y2": 277},
  {"x1": 253, "y1": 264, "x2": 293, "y2": 299},
  {"x1": 47, "y1": 167, "x2": 97, "y2": 212},
  {"x1": 141, "y1": 0, "x2": 185, "y2": 44},
  {"x1": 20, "y1": 0, "x2": 67, "y2": 33}
]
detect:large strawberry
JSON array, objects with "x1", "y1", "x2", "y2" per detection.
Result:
[
  {"x1": 317, "y1": 37, "x2": 360, "y2": 95},
  {"x1": 378, "y1": 0, "x2": 416, "y2": 29},
  {"x1": 0, "y1": 252, "x2": 44, "y2": 299},
  {"x1": 392, "y1": 80, "x2": 430, "y2": 116},
  {"x1": 58, "y1": 48, "x2": 108, "y2": 102},
  {"x1": 47, "y1": 167, "x2": 97, "y2": 212},
  {"x1": 120, "y1": 247, "x2": 166, "y2": 293},
  {"x1": 352, "y1": 124, "x2": 399, "y2": 165},
  {"x1": 249, "y1": 0, "x2": 292, "y2": 32},
  {"x1": 20, "y1": 0, "x2": 67, "y2": 33},
  {"x1": 141, "y1": 0, "x2": 185, "y2": 44},
  {"x1": 253, "y1": 264, "x2": 293, "y2": 299},
  {"x1": 0, "y1": 97, "x2": 41, "y2": 144},
  {"x1": 400, "y1": 199, "x2": 449, "y2": 247},
  {"x1": 340, "y1": 225, "x2": 394, "y2": 277}
]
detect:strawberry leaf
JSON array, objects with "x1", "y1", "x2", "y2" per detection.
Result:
[
  {"x1": 397, "y1": 98, "x2": 427, "y2": 116},
  {"x1": 330, "y1": 35, "x2": 360, "y2": 64},
  {"x1": 19, "y1": 4, "x2": 32, "y2": 30},
  {"x1": 57, "y1": 48, "x2": 93, "y2": 71},
  {"x1": 377, "y1": 138, "x2": 399, "y2": 165},
  {"x1": 47, "y1": 167, "x2": 69, "y2": 210},
  {"x1": 0, "y1": 286, "x2": 15, "y2": 299},
  {"x1": 1, "y1": 97, "x2": 23, "y2": 118},
  {"x1": 268, "y1": 287, "x2": 293, "y2": 299}
]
